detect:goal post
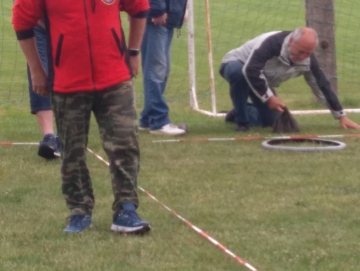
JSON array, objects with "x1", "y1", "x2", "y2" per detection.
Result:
[{"x1": 187, "y1": 0, "x2": 218, "y2": 116}]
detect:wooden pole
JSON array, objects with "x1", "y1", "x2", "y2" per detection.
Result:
[
  {"x1": 204, "y1": 0, "x2": 217, "y2": 114},
  {"x1": 305, "y1": 0, "x2": 338, "y2": 94}
]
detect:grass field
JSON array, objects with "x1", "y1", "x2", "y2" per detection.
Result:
[{"x1": 1, "y1": 1, "x2": 360, "y2": 271}]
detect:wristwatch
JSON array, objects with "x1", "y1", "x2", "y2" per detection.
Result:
[{"x1": 128, "y1": 49, "x2": 140, "y2": 56}]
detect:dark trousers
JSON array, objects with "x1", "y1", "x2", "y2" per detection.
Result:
[{"x1": 219, "y1": 60, "x2": 280, "y2": 127}]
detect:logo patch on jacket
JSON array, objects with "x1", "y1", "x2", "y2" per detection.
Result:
[{"x1": 102, "y1": 0, "x2": 116, "y2": 5}]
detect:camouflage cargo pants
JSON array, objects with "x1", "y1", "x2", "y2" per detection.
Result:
[{"x1": 52, "y1": 81, "x2": 140, "y2": 215}]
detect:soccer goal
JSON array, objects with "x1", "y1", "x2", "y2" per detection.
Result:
[{"x1": 185, "y1": 0, "x2": 360, "y2": 117}]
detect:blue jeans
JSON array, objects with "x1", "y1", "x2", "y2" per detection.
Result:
[
  {"x1": 28, "y1": 26, "x2": 50, "y2": 114},
  {"x1": 219, "y1": 60, "x2": 280, "y2": 127},
  {"x1": 140, "y1": 24, "x2": 174, "y2": 130}
]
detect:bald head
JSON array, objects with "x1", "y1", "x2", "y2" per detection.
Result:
[{"x1": 288, "y1": 27, "x2": 318, "y2": 63}]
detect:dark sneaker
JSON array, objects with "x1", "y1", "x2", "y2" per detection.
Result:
[
  {"x1": 111, "y1": 210, "x2": 151, "y2": 234},
  {"x1": 235, "y1": 123, "x2": 250, "y2": 132},
  {"x1": 53, "y1": 136, "x2": 61, "y2": 158},
  {"x1": 38, "y1": 134, "x2": 60, "y2": 159},
  {"x1": 225, "y1": 108, "x2": 236, "y2": 123},
  {"x1": 64, "y1": 214, "x2": 92, "y2": 233}
]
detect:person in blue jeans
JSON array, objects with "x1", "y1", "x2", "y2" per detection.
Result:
[
  {"x1": 220, "y1": 27, "x2": 360, "y2": 132},
  {"x1": 219, "y1": 60, "x2": 280, "y2": 131},
  {"x1": 139, "y1": 0, "x2": 188, "y2": 136},
  {"x1": 28, "y1": 23, "x2": 59, "y2": 159}
]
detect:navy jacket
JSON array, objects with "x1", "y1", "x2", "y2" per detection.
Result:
[{"x1": 148, "y1": 0, "x2": 188, "y2": 28}]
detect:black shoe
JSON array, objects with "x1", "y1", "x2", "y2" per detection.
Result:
[
  {"x1": 225, "y1": 108, "x2": 236, "y2": 123},
  {"x1": 38, "y1": 134, "x2": 60, "y2": 159},
  {"x1": 235, "y1": 124, "x2": 250, "y2": 132}
]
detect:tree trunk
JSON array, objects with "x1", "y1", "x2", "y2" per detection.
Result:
[{"x1": 305, "y1": 0, "x2": 337, "y2": 94}]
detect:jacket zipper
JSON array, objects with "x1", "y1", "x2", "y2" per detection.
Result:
[{"x1": 82, "y1": 0, "x2": 96, "y2": 90}]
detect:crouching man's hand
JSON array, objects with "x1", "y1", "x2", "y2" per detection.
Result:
[
  {"x1": 266, "y1": 96, "x2": 286, "y2": 113},
  {"x1": 339, "y1": 115, "x2": 360, "y2": 130}
]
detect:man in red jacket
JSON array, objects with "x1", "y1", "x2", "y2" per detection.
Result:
[{"x1": 13, "y1": 0, "x2": 151, "y2": 234}]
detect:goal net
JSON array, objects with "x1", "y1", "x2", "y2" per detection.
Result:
[
  {"x1": 0, "y1": 2, "x2": 28, "y2": 104},
  {"x1": 182, "y1": 0, "x2": 360, "y2": 116}
]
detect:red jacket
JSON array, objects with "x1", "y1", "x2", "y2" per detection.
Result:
[{"x1": 12, "y1": 0, "x2": 149, "y2": 93}]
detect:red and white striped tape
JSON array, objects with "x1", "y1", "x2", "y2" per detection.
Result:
[
  {"x1": 2, "y1": 133, "x2": 359, "y2": 146},
  {"x1": 0, "y1": 142, "x2": 39, "y2": 146},
  {"x1": 152, "y1": 133, "x2": 360, "y2": 144},
  {"x1": 86, "y1": 147, "x2": 258, "y2": 271}
]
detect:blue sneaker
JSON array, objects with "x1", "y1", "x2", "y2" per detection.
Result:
[
  {"x1": 38, "y1": 134, "x2": 60, "y2": 159},
  {"x1": 64, "y1": 214, "x2": 92, "y2": 233},
  {"x1": 111, "y1": 210, "x2": 151, "y2": 234}
]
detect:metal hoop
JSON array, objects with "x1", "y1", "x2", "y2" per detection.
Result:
[{"x1": 261, "y1": 138, "x2": 346, "y2": 151}]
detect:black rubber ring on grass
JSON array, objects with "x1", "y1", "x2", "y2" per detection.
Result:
[{"x1": 261, "y1": 138, "x2": 346, "y2": 151}]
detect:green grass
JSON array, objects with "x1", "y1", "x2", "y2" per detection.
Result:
[
  {"x1": 2, "y1": 103, "x2": 360, "y2": 271},
  {"x1": 2, "y1": 1, "x2": 360, "y2": 271}
]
